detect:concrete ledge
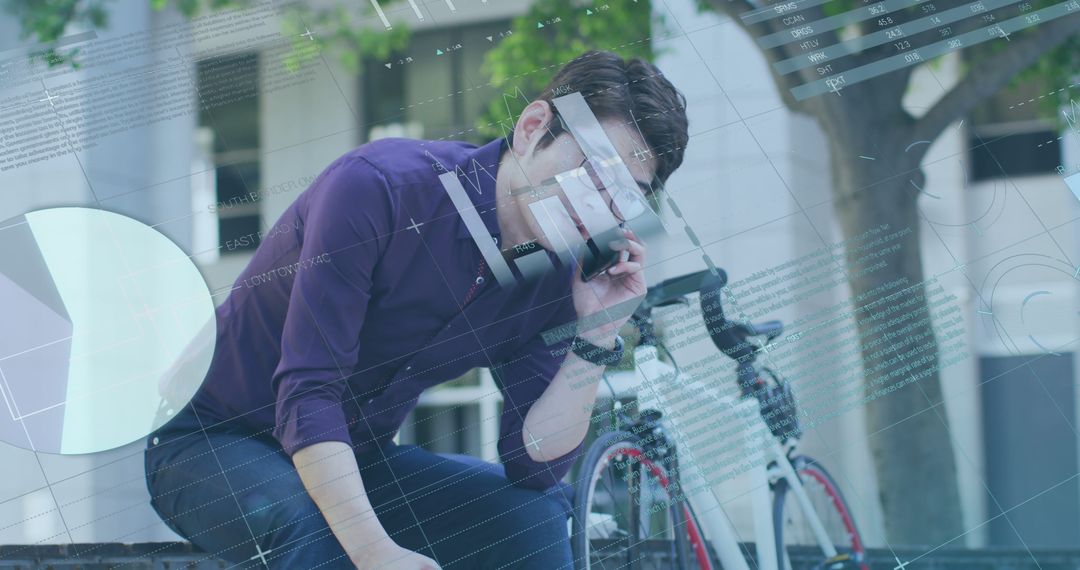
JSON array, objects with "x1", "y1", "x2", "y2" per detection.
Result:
[
  {"x1": 0, "y1": 542, "x2": 226, "y2": 569},
  {"x1": 3, "y1": 541, "x2": 1080, "y2": 568}
]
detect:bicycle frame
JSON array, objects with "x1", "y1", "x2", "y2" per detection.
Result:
[{"x1": 621, "y1": 344, "x2": 840, "y2": 570}]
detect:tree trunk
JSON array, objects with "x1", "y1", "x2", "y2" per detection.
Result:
[{"x1": 828, "y1": 133, "x2": 966, "y2": 546}]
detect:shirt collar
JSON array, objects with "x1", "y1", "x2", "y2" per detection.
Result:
[{"x1": 453, "y1": 137, "x2": 506, "y2": 241}]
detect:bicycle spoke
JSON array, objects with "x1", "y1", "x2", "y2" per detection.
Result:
[{"x1": 573, "y1": 434, "x2": 695, "y2": 570}]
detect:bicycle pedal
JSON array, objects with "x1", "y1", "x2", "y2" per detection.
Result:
[{"x1": 813, "y1": 552, "x2": 858, "y2": 570}]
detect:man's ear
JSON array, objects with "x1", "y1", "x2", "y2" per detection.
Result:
[{"x1": 511, "y1": 100, "x2": 555, "y2": 158}]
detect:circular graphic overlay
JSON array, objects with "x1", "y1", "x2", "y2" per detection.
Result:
[
  {"x1": 979, "y1": 254, "x2": 1076, "y2": 357},
  {"x1": 0, "y1": 207, "x2": 215, "y2": 454}
]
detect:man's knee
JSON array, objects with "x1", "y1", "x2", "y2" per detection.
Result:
[
  {"x1": 242, "y1": 486, "x2": 327, "y2": 540},
  {"x1": 240, "y1": 489, "x2": 353, "y2": 568},
  {"x1": 488, "y1": 486, "x2": 569, "y2": 544}
]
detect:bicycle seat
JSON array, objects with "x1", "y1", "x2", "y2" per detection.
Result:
[{"x1": 744, "y1": 320, "x2": 784, "y2": 340}]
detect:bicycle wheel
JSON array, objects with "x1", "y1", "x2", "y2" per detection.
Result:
[
  {"x1": 571, "y1": 431, "x2": 692, "y2": 570},
  {"x1": 773, "y1": 455, "x2": 870, "y2": 570}
]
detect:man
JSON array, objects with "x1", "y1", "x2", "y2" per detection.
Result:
[{"x1": 144, "y1": 50, "x2": 688, "y2": 569}]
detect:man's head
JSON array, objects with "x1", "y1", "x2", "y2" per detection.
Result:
[
  {"x1": 499, "y1": 50, "x2": 688, "y2": 252},
  {"x1": 531, "y1": 50, "x2": 689, "y2": 189}
]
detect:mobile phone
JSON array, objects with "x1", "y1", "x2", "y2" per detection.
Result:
[{"x1": 580, "y1": 223, "x2": 626, "y2": 282}]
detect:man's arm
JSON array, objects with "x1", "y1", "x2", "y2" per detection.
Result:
[
  {"x1": 491, "y1": 329, "x2": 589, "y2": 490},
  {"x1": 519, "y1": 326, "x2": 615, "y2": 463},
  {"x1": 271, "y1": 156, "x2": 438, "y2": 569},
  {"x1": 271, "y1": 155, "x2": 389, "y2": 457},
  {"x1": 494, "y1": 230, "x2": 646, "y2": 488},
  {"x1": 521, "y1": 229, "x2": 647, "y2": 463},
  {"x1": 294, "y1": 442, "x2": 439, "y2": 569}
]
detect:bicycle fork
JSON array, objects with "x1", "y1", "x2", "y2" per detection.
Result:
[{"x1": 771, "y1": 451, "x2": 841, "y2": 564}]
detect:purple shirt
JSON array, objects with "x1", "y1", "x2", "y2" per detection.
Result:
[{"x1": 189, "y1": 137, "x2": 582, "y2": 490}]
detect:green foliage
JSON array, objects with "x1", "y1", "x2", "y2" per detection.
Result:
[
  {"x1": 12, "y1": 0, "x2": 1077, "y2": 133},
  {"x1": 957, "y1": 2, "x2": 1080, "y2": 128},
  {"x1": 476, "y1": 0, "x2": 657, "y2": 140},
  {"x1": 2, "y1": 0, "x2": 109, "y2": 67},
  {"x1": 1015, "y1": 38, "x2": 1080, "y2": 124},
  {"x1": 276, "y1": 2, "x2": 409, "y2": 74},
  {"x1": 821, "y1": 0, "x2": 857, "y2": 18},
  {"x1": 155, "y1": 0, "x2": 248, "y2": 17},
  {"x1": 3, "y1": 0, "x2": 407, "y2": 75}
]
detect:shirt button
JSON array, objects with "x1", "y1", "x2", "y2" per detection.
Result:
[
  {"x1": 152, "y1": 437, "x2": 159, "y2": 445},
  {"x1": 404, "y1": 365, "x2": 412, "y2": 372},
  {"x1": 475, "y1": 276, "x2": 485, "y2": 285}
]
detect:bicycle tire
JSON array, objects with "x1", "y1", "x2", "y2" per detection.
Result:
[
  {"x1": 681, "y1": 495, "x2": 717, "y2": 569},
  {"x1": 772, "y1": 455, "x2": 870, "y2": 570},
  {"x1": 571, "y1": 430, "x2": 693, "y2": 569}
]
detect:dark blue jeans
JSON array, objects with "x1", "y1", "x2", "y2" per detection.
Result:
[{"x1": 144, "y1": 406, "x2": 574, "y2": 569}]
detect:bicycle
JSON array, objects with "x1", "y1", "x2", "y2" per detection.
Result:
[{"x1": 571, "y1": 268, "x2": 870, "y2": 570}]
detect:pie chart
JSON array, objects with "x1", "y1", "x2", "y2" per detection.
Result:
[{"x1": 0, "y1": 207, "x2": 215, "y2": 454}]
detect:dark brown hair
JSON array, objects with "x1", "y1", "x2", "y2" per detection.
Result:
[{"x1": 533, "y1": 50, "x2": 689, "y2": 191}]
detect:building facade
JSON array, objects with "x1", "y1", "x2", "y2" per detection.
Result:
[{"x1": 0, "y1": 0, "x2": 1077, "y2": 552}]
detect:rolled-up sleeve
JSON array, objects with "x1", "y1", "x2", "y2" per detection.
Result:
[
  {"x1": 491, "y1": 296, "x2": 583, "y2": 491},
  {"x1": 271, "y1": 156, "x2": 394, "y2": 457}
]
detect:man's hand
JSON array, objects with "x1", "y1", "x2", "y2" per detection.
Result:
[
  {"x1": 355, "y1": 541, "x2": 441, "y2": 570},
  {"x1": 571, "y1": 226, "x2": 647, "y2": 345}
]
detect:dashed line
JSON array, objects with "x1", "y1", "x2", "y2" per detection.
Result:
[
  {"x1": 1037, "y1": 135, "x2": 1064, "y2": 148},
  {"x1": 1008, "y1": 82, "x2": 1078, "y2": 109}
]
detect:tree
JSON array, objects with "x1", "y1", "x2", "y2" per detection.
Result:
[
  {"x1": 475, "y1": 0, "x2": 656, "y2": 138},
  {"x1": 690, "y1": 0, "x2": 1080, "y2": 545}
]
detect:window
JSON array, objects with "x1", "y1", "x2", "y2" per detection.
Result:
[
  {"x1": 361, "y1": 20, "x2": 512, "y2": 144},
  {"x1": 397, "y1": 369, "x2": 500, "y2": 459},
  {"x1": 196, "y1": 52, "x2": 262, "y2": 254},
  {"x1": 967, "y1": 65, "x2": 1061, "y2": 181},
  {"x1": 401, "y1": 405, "x2": 484, "y2": 456}
]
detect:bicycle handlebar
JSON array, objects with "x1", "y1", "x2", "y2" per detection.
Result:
[
  {"x1": 699, "y1": 274, "x2": 784, "y2": 362},
  {"x1": 637, "y1": 269, "x2": 723, "y2": 314},
  {"x1": 634, "y1": 267, "x2": 801, "y2": 437},
  {"x1": 636, "y1": 267, "x2": 784, "y2": 365}
]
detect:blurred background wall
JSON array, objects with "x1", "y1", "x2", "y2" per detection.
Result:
[{"x1": 0, "y1": 0, "x2": 1078, "y2": 553}]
